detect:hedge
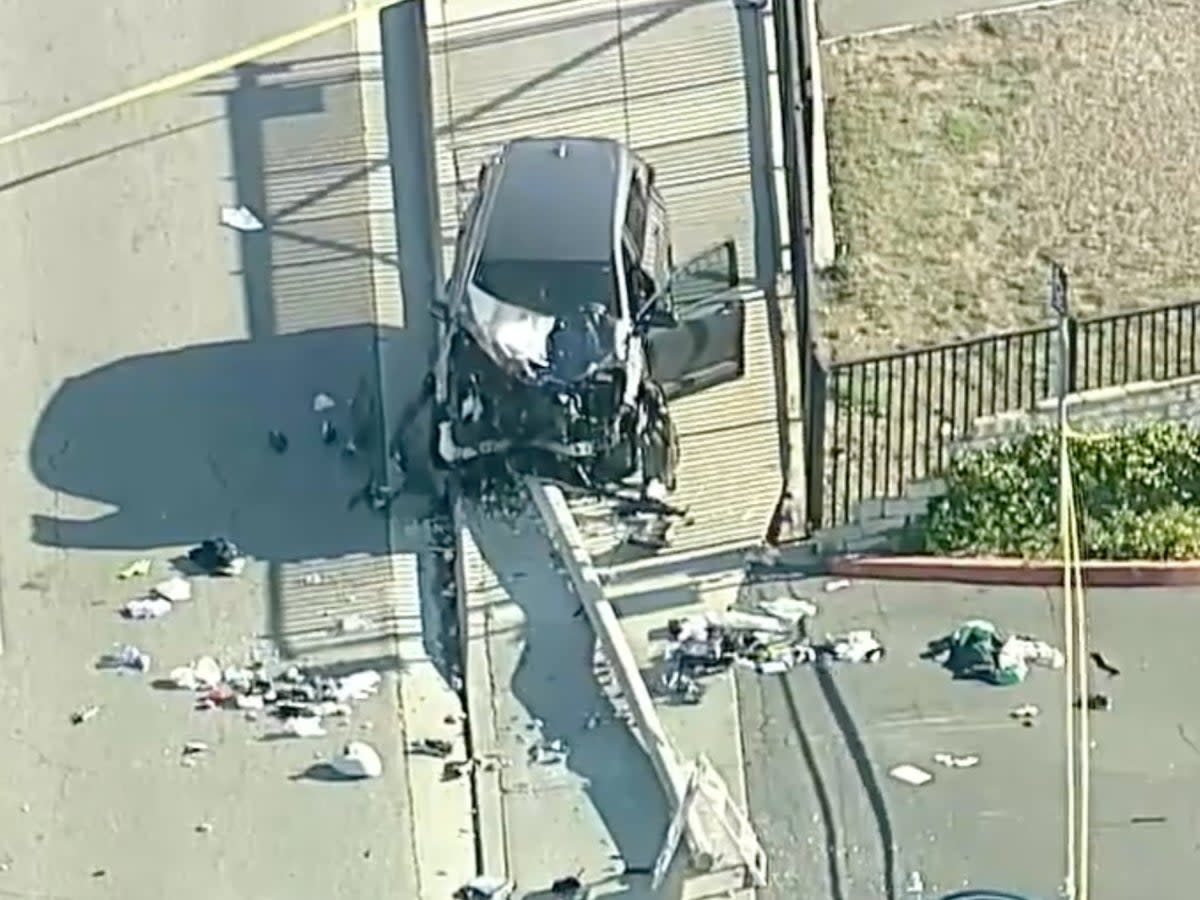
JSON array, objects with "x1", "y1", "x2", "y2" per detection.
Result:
[{"x1": 923, "y1": 421, "x2": 1200, "y2": 561}]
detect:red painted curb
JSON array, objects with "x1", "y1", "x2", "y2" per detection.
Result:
[{"x1": 828, "y1": 555, "x2": 1200, "y2": 587}]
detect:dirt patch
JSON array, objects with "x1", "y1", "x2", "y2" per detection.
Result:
[{"x1": 819, "y1": 0, "x2": 1200, "y2": 360}]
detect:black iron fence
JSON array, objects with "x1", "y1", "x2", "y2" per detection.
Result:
[{"x1": 805, "y1": 298, "x2": 1200, "y2": 530}]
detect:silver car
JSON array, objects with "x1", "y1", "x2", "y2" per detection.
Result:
[{"x1": 434, "y1": 135, "x2": 745, "y2": 490}]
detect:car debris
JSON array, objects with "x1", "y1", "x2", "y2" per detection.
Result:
[
  {"x1": 70, "y1": 705, "x2": 101, "y2": 725},
  {"x1": 456, "y1": 874, "x2": 514, "y2": 900},
  {"x1": 117, "y1": 558, "x2": 152, "y2": 580},
  {"x1": 332, "y1": 741, "x2": 383, "y2": 779},
  {"x1": 220, "y1": 204, "x2": 263, "y2": 232},
  {"x1": 922, "y1": 619, "x2": 1063, "y2": 685},
  {"x1": 933, "y1": 752, "x2": 980, "y2": 769},
  {"x1": 100, "y1": 644, "x2": 151, "y2": 672},
  {"x1": 187, "y1": 537, "x2": 245, "y2": 576},
  {"x1": 123, "y1": 597, "x2": 173, "y2": 620},
  {"x1": 435, "y1": 137, "x2": 745, "y2": 500},
  {"x1": 151, "y1": 576, "x2": 192, "y2": 603}
]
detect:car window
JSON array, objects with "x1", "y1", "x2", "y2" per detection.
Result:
[
  {"x1": 624, "y1": 174, "x2": 648, "y2": 250},
  {"x1": 474, "y1": 259, "x2": 619, "y2": 319}
]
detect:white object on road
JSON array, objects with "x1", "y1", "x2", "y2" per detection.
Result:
[
  {"x1": 889, "y1": 764, "x2": 933, "y2": 786},
  {"x1": 905, "y1": 870, "x2": 925, "y2": 894},
  {"x1": 220, "y1": 205, "x2": 263, "y2": 232},
  {"x1": 334, "y1": 669, "x2": 382, "y2": 702},
  {"x1": 124, "y1": 597, "x2": 172, "y2": 620},
  {"x1": 758, "y1": 597, "x2": 818, "y2": 625},
  {"x1": 234, "y1": 693, "x2": 265, "y2": 711},
  {"x1": 460, "y1": 874, "x2": 514, "y2": 899},
  {"x1": 824, "y1": 578, "x2": 852, "y2": 593},
  {"x1": 332, "y1": 741, "x2": 383, "y2": 779},
  {"x1": 117, "y1": 558, "x2": 152, "y2": 580},
  {"x1": 172, "y1": 656, "x2": 223, "y2": 690},
  {"x1": 313, "y1": 392, "x2": 336, "y2": 412},
  {"x1": 114, "y1": 645, "x2": 151, "y2": 672},
  {"x1": 338, "y1": 613, "x2": 370, "y2": 634},
  {"x1": 933, "y1": 752, "x2": 980, "y2": 769},
  {"x1": 151, "y1": 576, "x2": 192, "y2": 603},
  {"x1": 1011, "y1": 703, "x2": 1041, "y2": 719},
  {"x1": 285, "y1": 716, "x2": 326, "y2": 738}
]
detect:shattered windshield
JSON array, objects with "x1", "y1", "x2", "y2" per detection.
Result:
[{"x1": 473, "y1": 259, "x2": 618, "y2": 320}]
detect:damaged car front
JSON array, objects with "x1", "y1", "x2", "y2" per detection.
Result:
[{"x1": 436, "y1": 137, "x2": 649, "y2": 484}]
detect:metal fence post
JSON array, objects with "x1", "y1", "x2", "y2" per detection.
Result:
[
  {"x1": 1067, "y1": 316, "x2": 1080, "y2": 394},
  {"x1": 805, "y1": 354, "x2": 828, "y2": 531}
]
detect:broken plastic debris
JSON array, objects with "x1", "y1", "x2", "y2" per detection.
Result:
[
  {"x1": 151, "y1": 576, "x2": 192, "y2": 603},
  {"x1": 888, "y1": 764, "x2": 933, "y2": 786},
  {"x1": 334, "y1": 669, "x2": 382, "y2": 702},
  {"x1": 313, "y1": 392, "x2": 336, "y2": 413},
  {"x1": 459, "y1": 874, "x2": 514, "y2": 900},
  {"x1": 123, "y1": 597, "x2": 172, "y2": 620},
  {"x1": 1011, "y1": 703, "x2": 1041, "y2": 719},
  {"x1": 332, "y1": 741, "x2": 383, "y2": 779},
  {"x1": 110, "y1": 645, "x2": 151, "y2": 672},
  {"x1": 117, "y1": 558, "x2": 152, "y2": 580},
  {"x1": 285, "y1": 717, "x2": 327, "y2": 738},
  {"x1": 220, "y1": 204, "x2": 263, "y2": 232},
  {"x1": 933, "y1": 752, "x2": 980, "y2": 769},
  {"x1": 904, "y1": 870, "x2": 924, "y2": 894},
  {"x1": 171, "y1": 657, "x2": 222, "y2": 691},
  {"x1": 71, "y1": 705, "x2": 100, "y2": 725},
  {"x1": 824, "y1": 578, "x2": 851, "y2": 593}
]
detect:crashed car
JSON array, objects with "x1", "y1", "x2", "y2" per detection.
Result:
[{"x1": 433, "y1": 135, "x2": 746, "y2": 493}]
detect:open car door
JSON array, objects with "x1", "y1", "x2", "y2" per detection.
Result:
[{"x1": 643, "y1": 239, "x2": 745, "y2": 401}]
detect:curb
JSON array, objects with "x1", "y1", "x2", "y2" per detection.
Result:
[{"x1": 829, "y1": 554, "x2": 1200, "y2": 587}]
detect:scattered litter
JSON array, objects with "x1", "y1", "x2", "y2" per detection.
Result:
[
  {"x1": 933, "y1": 752, "x2": 980, "y2": 769},
  {"x1": 755, "y1": 597, "x2": 818, "y2": 625},
  {"x1": 71, "y1": 705, "x2": 100, "y2": 725},
  {"x1": 151, "y1": 576, "x2": 192, "y2": 603},
  {"x1": 1085, "y1": 693, "x2": 1113, "y2": 711},
  {"x1": 195, "y1": 822, "x2": 213, "y2": 834},
  {"x1": 187, "y1": 537, "x2": 244, "y2": 576},
  {"x1": 268, "y1": 430, "x2": 289, "y2": 454},
  {"x1": 1011, "y1": 704, "x2": 1040, "y2": 724},
  {"x1": 1091, "y1": 651, "x2": 1121, "y2": 676},
  {"x1": 235, "y1": 693, "x2": 265, "y2": 711},
  {"x1": 828, "y1": 629, "x2": 885, "y2": 663},
  {"x1": 117, "y1": 558, "x2": 152, "y2": 580},
  {"x1": 529, "y1": 739, "x2": 569, "y2": 764},
  {"x1": 313, "y1": 392, "x2": 336, "y2": 413},
  {"x1": 123, "y1": 597, "x2": 172, "y2": 620},
  {"x1": 338, "y1": 613, "x2": 370, "y2": 634},
  {"x1": 334, "y1": 669, "x2": 382, "y2": 702},
  {"x1": 904, "y1": 870, "x2": 924, "y2": 894},
  {"x1": 285, "y1": 716, "x2": 327, "y2": 738},
  {"x1": 220, "y1": 204, "x2": 263, "y2": 232},
  {"x1": 332, "y1": 741, "x2": 383, "y2": 779},
  {"x1": 103, "y1": 644, "x2": 151, "y2": 672},
  {"x1": 924, "y1": 619, "x2": 1063, "y2": 686},
  {"x1": 456, "y1": 874, "x2": 514, "y2": 900},
  {"x1": 824, "y1": 578, "x2": 851, "y2": 593},
  {"x1": 410, "y1": 738, "x2": 453, "y2": 758},
  {"x1": 182, "y1": 742, "x2": 209, "y2": 756},
  {"x1": 889, "y1": 764, "x2": 933, "y2": 786},
  {"x1": 170, "y1": 656, "x2": 222, "y2": 691}
]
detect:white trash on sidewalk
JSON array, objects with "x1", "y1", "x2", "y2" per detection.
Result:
[
  {"x1": 220, "y1": 205, "x2": 264, "y2": 232},
  {"x1": 124, "y1": 597, "x2": 172, "y2": 620},
  {"x1": 332, "y1": 741, "x2": 383, "y2": 779},
  {"x1": 151, "y1": 576, "x2": 192, "y2": 603}
]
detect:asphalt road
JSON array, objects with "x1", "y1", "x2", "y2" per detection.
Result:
[
  {"x1": 738, "y1": 575, "x2": 1200, "y2": 900},
  {"x1": 0, "y1": 2, "x2": 447, "y2": 897},
  {"x1": 738, "y1": 577, "x2": 1069, "y2": 900}
]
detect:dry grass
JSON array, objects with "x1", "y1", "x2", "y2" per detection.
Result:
[{"x1": 819, "y1": 0, "x2": 1200, "y2": 360}]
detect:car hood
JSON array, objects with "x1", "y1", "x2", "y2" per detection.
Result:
[{"x1": 464, "y1": 283, "x2": 620, "y2": 385}]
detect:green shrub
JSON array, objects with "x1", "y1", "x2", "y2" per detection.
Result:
[{"x1": 923, "y1": 421, "x2": 1200, "y2": 560}]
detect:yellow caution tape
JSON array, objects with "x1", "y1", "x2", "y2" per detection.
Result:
[{"x1": 0, "y1": 0, "x2": 401, "y2": 148}]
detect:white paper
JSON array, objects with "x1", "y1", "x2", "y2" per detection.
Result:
[
  {"x1": 312, "y1": 392, "x2": 336, "y2": 412},
  {"x1": 220, "y1": 205, "x2": 264, "y2": 232},
  {"x1": 889, "y1": 764, "x2": 933, "y2": 786},
  {"x1": 151, "y1": 576, "x2": 192, "y2": 603},
  {"x1": 124, "y1": 597, "x2": 172, "y2": 619},
  {"x1": 285, "y1": 716, "x2": 326, "y2": 738}
]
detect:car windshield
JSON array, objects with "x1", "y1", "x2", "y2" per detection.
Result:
[{"x1": 474, "y1": 259, "x2": 618, "y2": 320}]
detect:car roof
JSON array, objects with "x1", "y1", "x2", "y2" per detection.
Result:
[{"x1": 477, "y1": 137, "x2": 626, "y2": 265}]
